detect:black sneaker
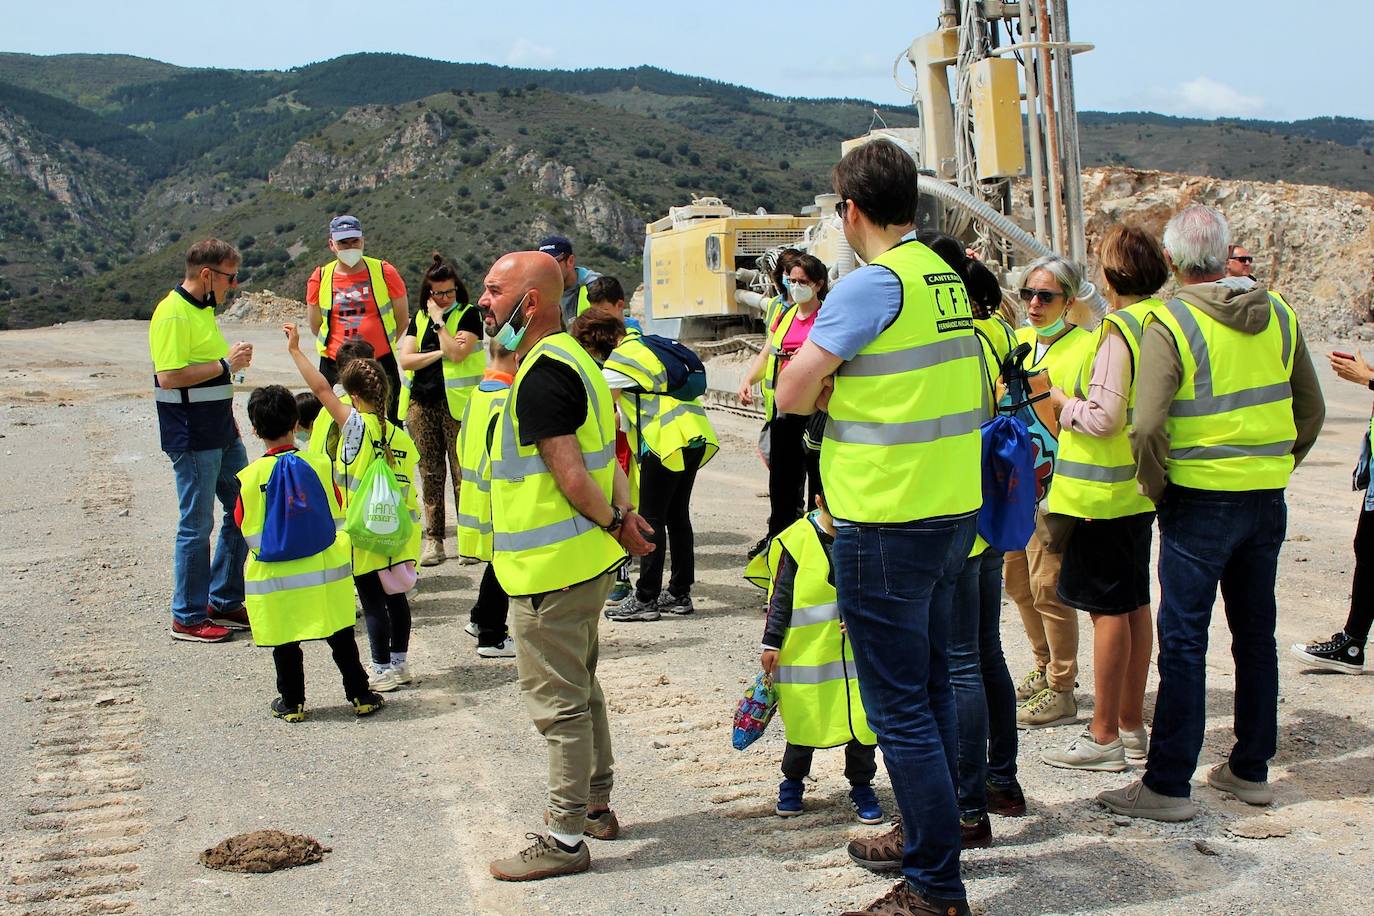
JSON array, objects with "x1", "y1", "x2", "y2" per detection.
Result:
[
  {"x1": 655, "y1": 592, "x2": 695, "y2": 616},
  {"x1": 746, "y1": 536, "x2": 770, "y2": 560},
  {"x1": 1291, "y1": 631, "x2": 1365, "y2": 674},
  {"x1": 270, "y1": 697, "x2": 305, "y2": 723},
  {"x1": 351, "y1": 691, "x2": 386, "y2": 717}
]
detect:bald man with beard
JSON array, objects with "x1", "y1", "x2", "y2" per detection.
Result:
[{"x1": 480, "y1": 252, "x2": 654, "y2": 881}]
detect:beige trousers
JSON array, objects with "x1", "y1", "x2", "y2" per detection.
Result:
[
  {"x1": 1004, "y1": 515, "x2": 1079, "y2": 691},
  {"x1": 510, "y1": 571, "x2": 616, "y2": 836}
]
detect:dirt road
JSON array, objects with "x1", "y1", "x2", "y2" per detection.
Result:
[{"x1": 1, "y1": 319, "x2": 1371, "y2": 915}]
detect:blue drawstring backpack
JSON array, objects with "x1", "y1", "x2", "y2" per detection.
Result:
[
  {"x1": 977, "y1": 415, "x2": 1036, "y2": 551},
  {"x1": 258, "y1": 452, "x2": 338, "y2": 562},
  {"x1": 638, "y1": 335, "x2": 708, "y2": 402}
]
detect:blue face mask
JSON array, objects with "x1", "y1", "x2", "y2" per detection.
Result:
[
  {"x1": 494, "y1": 291, "x2": 529, "y2": 351},
  {"x1": 1035, "y1": 313, "x2": 1067, "y2": 338}
]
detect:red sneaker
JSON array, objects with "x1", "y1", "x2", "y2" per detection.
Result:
[
  {"x1": 208, "y1": 605, "x2": 250, "y2": 630},
  {"x1": 171, "y1": 619, "x2": 232, "y2": 643}
]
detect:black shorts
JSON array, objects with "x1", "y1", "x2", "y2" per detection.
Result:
[{"x1": 1056, "y1": 512, "x2": 1155, "y2": 615}]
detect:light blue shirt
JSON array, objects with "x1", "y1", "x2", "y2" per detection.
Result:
[{"x1": 808, "y1": 237, "x2": 914, "y2": 361}]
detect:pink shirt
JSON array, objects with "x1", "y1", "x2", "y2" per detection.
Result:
[
  {"x1": 1058, "y1": 326, "x2": 1131, "y2": 437},
  {"x1": 782, "y1": 307, "x2": 818, "y2": 353}
]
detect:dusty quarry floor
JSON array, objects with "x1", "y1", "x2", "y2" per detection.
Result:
[{"x1": 0, "y1": 319, "x2": 1371, "y2": 916}]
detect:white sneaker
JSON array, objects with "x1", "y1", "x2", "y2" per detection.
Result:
[
  {"x1": 369, "y1": 664, "x2": 402, "y2": 692},
  {"x1": 477, "y1": 637, "x2": 516, "y2": 658},
  {"x1": 1040, "y1": 730, "x2": 1127, "y2": 772},
  {"x1": 463, "y1": 621, "x2": 480, "y2": 639},
  {"x1": 390, "y1": 660, "x2": 412, "y2": 685},
  {"x1": 1120, "y1": 727, "x2": 1149, "y2": 765}
]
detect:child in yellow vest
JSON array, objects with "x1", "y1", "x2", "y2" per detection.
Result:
[
  {"x1": 235, "y1": 385, "x2": 383, "y2": 722},
  {"x1": 748, "y1": 493, "x2": 882, "y2": 824},
  {"x1": 286, "y1": 324, "x2": 422, "y2": 694}
]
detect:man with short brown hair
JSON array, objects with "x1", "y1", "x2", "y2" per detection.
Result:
[{"x1": 148, "y1": 239, "x2": 254, "y2": 643}]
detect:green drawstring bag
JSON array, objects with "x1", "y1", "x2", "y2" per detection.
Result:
[{"x1": 344, "y1": 454, "x2": 412, "y2": 555}]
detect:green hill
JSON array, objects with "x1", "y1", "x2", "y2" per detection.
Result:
[{"x1": 0, "y1": 51, "x2": 1370, "y2": 330}]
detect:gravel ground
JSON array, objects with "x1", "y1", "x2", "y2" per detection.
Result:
[{"x1": 0, "y1": 319, "x2": 1371, "y2": 916}]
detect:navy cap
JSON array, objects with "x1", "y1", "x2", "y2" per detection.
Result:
[
  {"x1": 537, "y1": 235, "x2": 573, "y2": 259},
  {"x1": 329, "y1": 214, "x2": 363, "y2": 241}
]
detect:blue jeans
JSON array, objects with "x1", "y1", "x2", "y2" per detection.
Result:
[
  {"x1": 167, "y1": 439, "x2": 248, "y2": 626},
  {"x1": 948, "y1": 548, "x2": 1018, "y2": 818},
  {"x1": 1145, "y1": 486, "x2": 1286, "y2": 799},
  {"x1": 834, "y1": 514, "x2": 977, "y2": 901}
]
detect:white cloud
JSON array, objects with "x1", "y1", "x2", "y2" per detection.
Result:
[
  {"x1": 507, "y1": 38, "x2": 555, "y2": 67},
  {"x1": 1162, "y1": 77, "x2": 1266, "y2": 118}
]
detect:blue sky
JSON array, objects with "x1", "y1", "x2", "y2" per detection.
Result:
[{"x1": 6, "y1": 0, "x2": 1365, "y2": 121}]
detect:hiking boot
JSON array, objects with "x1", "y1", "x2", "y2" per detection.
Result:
[
  {"x1": 1207, "y1": 762, "x2": 1273, "y2": 806},
  {"x1": 270, "y1": 697, "x2": 305, "y2": 723},
  {"x1": 171, "y1": 619, "x2": 232, "y2": 643},
  {"x1": 985, "y1": 780, "x2": 1027, "y2": 817},
  {"x1": 604, "y1": 595, "x2": 660, "y2": 622},
  {"x1": 849, "y1": 784, "x2": 883, "y2": 824},
  {"x1": 1097, "y1": 779, "x2": 1195, "y2": 822},
  {"x1": 478, "y1": 637, "x2": 517, "y2": 658},
  {"x1": 655, "y1": 592, "x2": 695, "y2": 616},
  {"x1": 604, "y1": 580, "x2": 631, "y2": 605},
  {"x1": 776, "y1": 778, "x2": 805, "y2": 816},
  {"x1": 544, "y1": 809, "x2": 622, "y2": 840},
  {"x1": 960, "y1": 812, "x2": 991, "y2": 849},
  {"x1": 351, "y1": 691, "x2": 385, "y2": 717},
  {"x1": 847, "y1": 819, "x2": 902, "y2": 872},
  {"x1": 420, "y1": 539, "x2": 445, "y2": 567},
  {"x1": 1017, "y1": 687, "x2": 1078, "y2": 729},
  {"x1": 368, "y1": 664, "x2": 402, "y2": 693},
  {"x1": 841, "y1": 881, "x2": 971, "y2": 916},
  {"x1": 1120, "y1": 727, "x2": 1149, "y2": 765},
  {"x1": 1291, "y1": 631, "x2": 1365, "y2": 674},
  {"x1": 1014, "y1": 666, "x2": 1048, "y2": 701},
  {"x1": 489, "y1": 833, "x2": 589, "y2": 881},
  {"x1": 1041, "y1": 730, "x2": 1127, "y2": 772},
  {"x1": 208, "y1": 605, "x2": 251, "y2": 630}
]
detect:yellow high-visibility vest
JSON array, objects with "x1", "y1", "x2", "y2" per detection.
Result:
[
  {"x1": 822, "y1": 240, "x2": 984, "y2": 524},
  {"x1": 762, "y1": 299, "x2": 797, "y2": 422},
  {"x1": 397, "y1": 304, "x2": 486, "y2": 421},
  {"x1": 603, "y1": 335, "x2": 719, "y2": 472},
  {"x1": 1148, "y1": 293, "x2": 1299, "y2": 491},
  {"x1": 316, "y1": 256, "x2": 396, "y2": 356},
  {"x1": 490, "y1": 333, "x2": 626, "y2": 595},
  {"x1": 456, "y1": 381, "x2": 508, "y2": 562},
  {"x1": 745, "y1": 511, "x2": 875, "y2": 748},
  {"x1": 335, "y1": 412, "x2": 422, "y2": 575},
  {"x1": 1048, "y1": 298, "x2": 1163, "y2": 520},
  {"x1": 1013, "y1": 323, "x2": 1095, "y2": 388},
  {"x1": 238, "y1": 450, "x2": 354, "y2": 646}
]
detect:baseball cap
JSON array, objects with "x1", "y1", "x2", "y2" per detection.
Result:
[
  {"x1": 537, "y1": 235, "x2": 573, "y2": 259},
  {"x1": 329, "y1": 215, "x2": 363, "y2": 241}
]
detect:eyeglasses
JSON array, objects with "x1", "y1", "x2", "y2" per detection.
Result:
[
  {"x1": 1229, "y1": 255, "x2": 1253, "y2": 264},
  {"x1": 1018, "y1": 287, "x2": 1064, "y2": 304},
  {"x1": 207, "y1": 267, "x2": 238, "y2": 285},
  {"x1": 834, "y1": 200, "x2": 849, "y2": 219},
  {"x1": 430, "y1": 288, "x2": 459, "y2": 299}
]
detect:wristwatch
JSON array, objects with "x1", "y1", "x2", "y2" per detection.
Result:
[{"x1": 602, "y1": 505, "x2": 624, "y2": 532}]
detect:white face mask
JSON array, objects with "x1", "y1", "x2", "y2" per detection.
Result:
[
  {"x1": 789, "y1": 281, "x2": 815, "y2": 305},
  {"x1": 336, "y1": 247, "x2": 363, "y2": 268}
]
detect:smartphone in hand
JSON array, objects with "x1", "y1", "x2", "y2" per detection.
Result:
[{"x1": 1333, "y1": 350, "x2": 1356, "y2": 361}]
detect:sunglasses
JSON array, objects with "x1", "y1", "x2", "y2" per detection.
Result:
[
  {"x1": 1229, "y1": 255, "x2": 1253, "y2": 264},
  {"x1": 834, "y1": 200, "x2": 849, "y2": 219},
  {"x1": 1018, "y1": 287, "x2": 1064, "y2": 304},
  {"x1": 207, "y1": 267, "x2": 238, "y2": 285}
]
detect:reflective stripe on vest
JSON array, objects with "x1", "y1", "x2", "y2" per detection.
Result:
[
  {"x1": 1150, "y1": 292, "x2": 1298, "y2": 491},
  {"x1": 822, "y1": 241, "x2": 983, "y2": 523},
  {"x1": 490, "y1": 334, "x2": 625, "y2": 595},
  {"x1": 1047, "y1": 298, "x2": 1162, "y2": 520},
  {"x1": 244, "y1": 562, "x2": 353, "y2": 596},
  {"x1": 316, "y1": 256, "x2": 395, "y2": 355},
  {"x1": 154, "y1": 383, "x2": 234, "y2": 404}
]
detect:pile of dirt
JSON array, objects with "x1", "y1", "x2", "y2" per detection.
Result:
[
  {"x1": 222, "y1": 289, "x2": 306, "y2": 326},
  {"x1": 199, "y1": 829, "x2": 330, "y2": 873}
]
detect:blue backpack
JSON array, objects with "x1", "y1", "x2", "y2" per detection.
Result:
[
  {"x1": 639, "y1": 335, "x2": 707, "y2": 402},
  {"x1": 998, "y1": 342, "x2": 1060, "y2": 504},
  {"x1": 258, "y1": 452, "x2": 338, "y2": 563},
  {"x1": 977, "y1": 415, "x2": 1036, "y2": 552}
]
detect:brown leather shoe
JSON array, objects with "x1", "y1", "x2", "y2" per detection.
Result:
[
  {"x1": 840, "y1": 881, "x2": 972, "y2": 915},
  {"x1": 960, "y1": 812, "x2": 991, "y2": 849},
  {"x1": 985, "y1": 780, "x2": 1027, "y2": 817},
  {"x1": 847, "y1": 819, "x2": 903, "y2": 872}
]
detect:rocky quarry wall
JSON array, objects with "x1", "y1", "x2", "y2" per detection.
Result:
[{"x1": 1068, "y1": 167, "x2": 1374, "y2": 340}]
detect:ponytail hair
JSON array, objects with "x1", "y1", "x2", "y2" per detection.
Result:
[
  {"x1": 418, "y1": 252, "x2": 468, "y2": 309},
  {"x1": 338, "y1": 357, "x2": 395, "y2": 466}
]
